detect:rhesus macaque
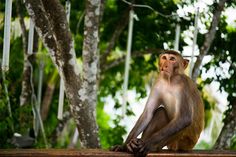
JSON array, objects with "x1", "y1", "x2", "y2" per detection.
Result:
[{"x1": 112, "y1": 50, "x2": 204, "y2": 156}]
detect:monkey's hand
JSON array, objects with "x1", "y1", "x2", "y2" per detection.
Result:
[
  {"x1": 126, "y1": 138, "x2": 144, "y2": 153},
  {"x1": 110, "y1": 145, "x2": 126, "y2": 152},
  {"x1": 135, "y1": 141, "x2": 152, "y2": 157}
]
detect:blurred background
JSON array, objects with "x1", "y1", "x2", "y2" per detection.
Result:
[{"x1": 0, "y1": 0, "x2": 235, "y2": 150}]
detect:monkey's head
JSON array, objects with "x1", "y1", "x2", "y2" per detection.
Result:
[{"x1": 159, "y1": 50, "x2": 189, "y2": 78}]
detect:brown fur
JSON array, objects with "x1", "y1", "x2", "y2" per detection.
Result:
[{"x1": 112, "y1": 50, "x2": 204, "y2": 157}]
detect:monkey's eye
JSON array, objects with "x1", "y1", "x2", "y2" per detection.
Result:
[
  {"x1": 162, "y1": 56, "x2": 167, "y2": 60},
  {"x1": 170, "y1": 56, "x2": 176, "y2": 61}
]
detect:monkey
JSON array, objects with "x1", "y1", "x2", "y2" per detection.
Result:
[{"x1": 112, "y1": 50, "x2": 204, "y2": 157}]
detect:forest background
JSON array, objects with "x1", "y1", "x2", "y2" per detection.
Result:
[{"x1": 0, "y1": 0, "x2": 236, "y2": 150}]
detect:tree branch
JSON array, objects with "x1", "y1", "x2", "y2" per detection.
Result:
[
  {"x1": 191, "y1": 0, "x2": 227, "y2": 81},
  {"x1": 40, "y1": 0, "x2": 75, "y2": 70}
]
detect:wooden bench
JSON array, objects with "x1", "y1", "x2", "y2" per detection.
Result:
[{"x1": 0, "y1": 149, "x2": 236, "y2": 157}]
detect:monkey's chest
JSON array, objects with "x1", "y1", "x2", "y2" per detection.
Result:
[
  {"x1": 160, "y1": 89, "x2": 177, "y2": 104},
  {"x1": 159, "y1": 91, "x2": 178, "y2": 119}
]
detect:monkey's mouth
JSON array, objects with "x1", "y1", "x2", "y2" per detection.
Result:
[{"x1": 161, "y1": 69, "x2": 170, "y2": 73}]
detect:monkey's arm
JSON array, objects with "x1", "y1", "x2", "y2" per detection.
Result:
[
  {"x1": 112, "y1": 83, "x2": 161, "y2": 152},
  {"x1": 138, "y1": 97, "x2": 193, "y2": 155},
  {"x1": 151, "y1": 113, "x2": 192, "y2": 145},
  {"x1": 125, "y1": 109, "x2": 152, "y2": 144},
  {"x1": 111, "y1": 109, "x2": 154, "y2": 152},
  {"x1": 125, "y1": 85, "x2": 161, "y2": 145}
]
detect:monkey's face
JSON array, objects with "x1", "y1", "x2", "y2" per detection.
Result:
[
  {"x1": 159, "y1": 54, "x2": 178, "y2": 77},
  {"x1": 159, "y1": 53, "x2": 189, "y2": 79}
]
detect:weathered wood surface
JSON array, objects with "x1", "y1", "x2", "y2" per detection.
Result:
[
  {"x1": 149, "y1": 150, "x2": 236, "y2": 157},
  {"x1": 0, "y1": 149, "x2": 236, "y2": 157},
  {"x1": 0, "y1": 149, "x2": 131, "y2": 157}
]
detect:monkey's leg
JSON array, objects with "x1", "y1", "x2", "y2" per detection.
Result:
[{"x1": 168, "y1": 132, "x2": 197, "y2": 150}]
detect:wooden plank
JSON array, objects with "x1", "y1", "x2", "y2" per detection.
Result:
[
  {"x1": 149, "y1": 150, "x2": 236, "y2": 157},
  {"x1": 0, "y1": 149, "x2": 236, "y2": 157},
  {"x1": 0, "y1": 149, "x2": 132, "y2": 157}
]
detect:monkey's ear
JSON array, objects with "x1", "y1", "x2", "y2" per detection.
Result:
[{"x1": 183, "y1": 59, "x2": 189, "y2": 69}]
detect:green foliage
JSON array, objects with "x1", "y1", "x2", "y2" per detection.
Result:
[
  {"x1": 231, "y1": 135, "x2": 236, "y2": 150},
  {"x1": 17, "y1": 104, "x2": 34, "y2": 133},
  {"x1": 203, "y1": 26, "x2": 236, "y2": 105},
  {"x1": 0, "y1": 35, "x2": 25, "y2": 147},
  {"x1": 200, "y1": 11, "x2": 236, "y2": 149},
  {"x1": 0, "y1": 98, "x2": 14, "y2": 148},
  {"x1": 98, "y1": 115, "x2": 127, "y2": 149},
  {"x1": 97, "y1": 97, "x2": 127, "y2": 149},
  {"x1": 195, "y1": 140, "x2": 212, "y2": 150}
]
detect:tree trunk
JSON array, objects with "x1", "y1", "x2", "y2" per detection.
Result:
[
  {"x1": 214, "y1": 98, "x2": 236, "y2": 149},
  {"x1": 24, "y1": 0, "x2": 100, "y2": 148},
  {"x1": 79, "y1": 0, "x2": 101, "y2": 148},
  {"x1": 191, "y1": 0, "x2": 227, "y2": 81},
  {"x1": 16, "y1": 0, "x2": 35, "y2": 135},
  {"x1": 16, "y1": 0, "x2": 32, "y2": 106},
  {"x1": 41, "y1": 70, "x2": 59, "y2": 121},
  {"x1": 19, "y1": 56, "x2": 35, "y2": 106}
]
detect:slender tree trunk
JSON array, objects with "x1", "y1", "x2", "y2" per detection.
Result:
[
  {"x1": 191, "y1": 0, "x2": 227, "y2": 81},
  {"x1": 24, "y1": 0, "x2": 100, "y2": 148},
  {"x1": 16, "y1": 0, "x2": 32, "y2": 106},
  {"x1": 41, "y1": 70, "x2": 59, "y2": 120},
  {"x1": 16, "y1": 0, "x2": 35, "y2": 135},
  {"x1": 20, "y1": 56, "x2": 35, "y2": 106},
  {"x1": 79, "y1": 0, "x2": 101, "y2": 148},
  {"x1": 41, "y1": 83, "x2": 55, "y2": 120},
  {"x1": 214, "y1": 98, "x2": 236, "y2": 149}
]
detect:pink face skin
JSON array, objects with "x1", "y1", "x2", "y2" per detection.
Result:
[{"x1": 159, "y1": 53, "x2": 189, "y2": 79}]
